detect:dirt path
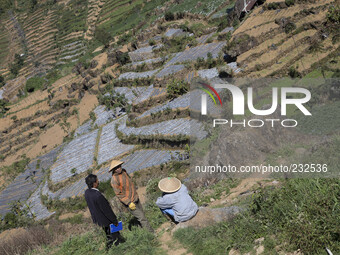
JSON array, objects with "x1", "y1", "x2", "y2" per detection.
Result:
[
  {"x1": 136, "y1": 186, "x2": 191, "y2": 254},
  {"x1": 157, "y1": 222, "x2": 192, "y2": 255}
]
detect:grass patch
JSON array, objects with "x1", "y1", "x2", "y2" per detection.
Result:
[
  {"x1": 168, "y1": 0, "x2": 226, "y2": 15},
  {"x1": 174, "y1": 178, "x2": 340, "y2": 254},
  {"x1": 25, "y1": 76, "x2": 46, "y2": 93},
  {"x1": 295, "y1": 101, "x2": 340, "y2": 135},
  {"x1": 191, "y1": 178, "x2": 240, "y2": 206},
  {"x1": 29, "y1": 225, "x2": 165, "y2": 255},
  {"x1": 0, "y1": 155, "x2": 30, "y2": 191}
]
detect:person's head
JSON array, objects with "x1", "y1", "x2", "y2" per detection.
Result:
[
  {"x1": 85, "y1": 174, "x2": 99, "y2": 189},
  {"x1": 109, "y1": 160, "x2": 124, "y2": 175},
  {"x1": 158, "y1": 177, "x2": 181, "y2": 194}
]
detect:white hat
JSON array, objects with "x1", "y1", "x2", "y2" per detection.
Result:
[
  {"x1": 158, "y1": 177, "x2": 181, "y2": 193},
  {"x1": 108, "y1": 160, "x2": 124, "y2": 172}
]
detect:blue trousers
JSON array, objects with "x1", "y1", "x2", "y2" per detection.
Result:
[{"x1": 160, "y1": 208, "x2": 175, "y2": 216}]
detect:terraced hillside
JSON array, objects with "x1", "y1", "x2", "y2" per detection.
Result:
[{"x1": 229, "y1": 0, "x2": 339, "y2": 77}]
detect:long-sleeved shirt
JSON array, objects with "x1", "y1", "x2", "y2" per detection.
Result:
[
  {"x1": 156, "y1": 184, "x2": 198, "y2": 222},
  {"x1": 84, "y1": 188, "x2": 118, "y2": 227},
  {"x1": 111, "y1": 169, "x2": 138, "y2": 205}
]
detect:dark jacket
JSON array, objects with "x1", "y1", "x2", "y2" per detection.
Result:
[{"x1": 85, "y1": 188, "x2": 118, "y2": 227}]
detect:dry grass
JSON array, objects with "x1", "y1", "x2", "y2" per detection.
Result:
[
  {"x1": 296, "y1": 39, "x2": 340, "y2": 73},
  {"x1": 245, "y1": 29, "x2": 317, "y2": 70},
  {"x1": 0, "y1": 226, "x2": 52, "y2": 255}
]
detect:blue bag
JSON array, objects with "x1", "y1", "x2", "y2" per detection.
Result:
[{"x1": 110, "y1": 221, "x2": 123, "y2": 233}]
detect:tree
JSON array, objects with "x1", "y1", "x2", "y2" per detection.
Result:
[{"x1": 9, "y1": 54, "x2": 25, "y2": 76}]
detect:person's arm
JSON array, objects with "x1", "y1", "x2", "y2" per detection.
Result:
[
  {"x1": 96, "y1": 193, "x2": 118, "y2": 225},
  {"x1": 156, "y1": 194, "x2": 175, "y2": 209}
]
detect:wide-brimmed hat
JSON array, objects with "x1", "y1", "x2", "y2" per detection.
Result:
[
  {"x1": 158, "y1": 177, "x2": 181, "y2": 193},
  {"x1": 108, "y1": 160, "x2": 124, "y2": 172}
]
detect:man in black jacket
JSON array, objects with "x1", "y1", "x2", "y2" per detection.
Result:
[{"x1": 85, "y1": 174, "x2": 124, "y2": 249}]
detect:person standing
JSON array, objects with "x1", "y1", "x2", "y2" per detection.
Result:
[
  {"x1": 109, "y1": 160, "x2": 154, "y2": 233},
  {"x1": 84, "y1": 174, "x2": 125, "y2": 249}
]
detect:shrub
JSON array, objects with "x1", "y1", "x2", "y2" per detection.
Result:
[
  {"x1": 45, "y1": 197, "x2": 87, "y2": 213},
  {"x1": 0, "y1": 201, "x2": 34, "y2": 231},
  {"x1": 25, "y1": 76, "x2": 45, "y2": 93},
  {"x1": 267, "y1": 2, "x2": 280, "y2": 10},
  {"x1": 285, "y1": 22, "x2": 296, "y2": 33},
  {"x1": 288, "y1": 66, "x2": 301, "y2": 78},
  {"x1": 118, "y1": 52, "x2": 130, "y2": 66},
  {"x1": 9, "y1": 54, "x2": 25, "y2": 76},
  {"x1": 117, "y1": 32, "x2": 132, "y2": 45},
  {"x1": 165, "y1": 11, "x2": 174, "y2": 21},
  {"x1": 327, "y1": 5, "x2": 340, "y2": 24},
  {"x1": 98, "y1": 91, "x2": 130, "y2": 111},
  {"x1": 148, "y1": 39, "x2": 156, "y2": 46},
  {"x1": 98, "y1": 179, "x2": 116, "y2": 200},
  {"x1": 166, "y1": 79, "x2": 189, "y2": 99},
  {"x1": 285, "y1": 0, "x2": 295, "y2": 7},
  {"x1": 0, "y1": 99, "x2": 9, "y2": 117},
  {"x1": 0, "y1": 75, "x2": 5, "y2": 87}
]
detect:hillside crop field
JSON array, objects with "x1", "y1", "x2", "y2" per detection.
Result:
[{"x1": 0, "y1": 0, "x2": 339, "y2": 254}]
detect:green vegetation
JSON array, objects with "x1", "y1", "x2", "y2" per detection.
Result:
[
  {"x1": 0, "y1": 0, "x2": 13, "y2": 13},
  {"x1": 98, "y1": 179, "x2": 116, "y2": 200},
  {"x1": 0, "y1": 201, "x2": 34, "y2": 231},
  {"x1": 327, "y1": 5, "x2": 340, "y2": 24},
  {"x1": 0, "y1": 99, "x2": 9, "y2": 117},
  {"x1": 191, "y1": 178, "x2": 239, "y2": 206},
  {"x1": 98, "y1": 0, "x2": 167, "y2": 37},
  {"x1": 295, "y1": 101, "x2": 340, "y2": 135},
  {"x1": 9, "y1": 54, "x2": 25, "y2": 76},
  {"x1": 267, "y1": 2, "x2": 280, "y2": 10},
  {"x1": 0, "y1": 155, "x2": 30, "y2": 183},
  {"x1": 285, "y1": 0, "x2": 295, "y2": 7},
  {"x1": 285, "y1": 22, "x2": 296, "y2": 34},
  {"x1": 56, "y1": 0, "x2": 88, "y2": 37},
  {"x1": 288, "y1": 66, "x2": 301, "y2": 78},
  {"x1": 166, "y1": 79, "x2": 189, "y2": 99},
  {"x1": 46, "y1": 69, "x2": 63, "y2": 86},
  {"x1": 162, "y1": 35, "x2": 197, "y2": 54},
  {"x1": 25, "y1": 76, "x2": 45, "y2": 93},
  {"x1": 94, "y1": 27, "x2": 113, "y2": 48},
  {"x1": 174, "y1": 178, "x2": 340, "y2": 254},
  {"x1": 43, "y1": 196, "x2": 88, "y2": 214},
  {"x1": 164, "y1": 11, "x2": 174, "y2": 21},
  {"x1": 97, "y1": 90, "x2": 131, "y2": 112},
  {"x1": 60, "y1": 214, "x2": 84, "y2": 225},
  {"x1": 0, "y1": 75, "x2": 5, "y2": 87},
  {"x1": 168, "y1": 0, "x2": 226, "y2": 15},
  {"x1": 29, "y1": 226, "x2": 164, "y2": 255},
  {"x1": 194, "y1": 52, "x2": 224, "y2": 69}
]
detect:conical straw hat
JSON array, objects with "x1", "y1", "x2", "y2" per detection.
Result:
[
  {"x1": 158, "y1": 177, "x2": 181, "y2": 193},
  {"x1": 109, "y1": 160, "x2": 124, "y2": 172}
]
